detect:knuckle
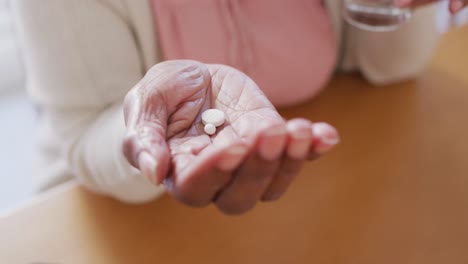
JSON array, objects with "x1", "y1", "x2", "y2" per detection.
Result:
[
  {"x1": 134, "y1": 123, "x2": 165, "y2": 146},
  {"x1": 124, "y1": 85, "x2": 139, "y2": 102}
]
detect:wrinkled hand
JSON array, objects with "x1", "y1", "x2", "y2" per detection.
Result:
[
  {"x1": 395, "y1": 0, "x2": 467, "y2": 13},
  {"x1": 123, "y1": 60, "x2": 339, "y2": 215}
]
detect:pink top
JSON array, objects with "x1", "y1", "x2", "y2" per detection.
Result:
[{"x1": 151, "y1": 0, "x2": 337, "y2": 106}]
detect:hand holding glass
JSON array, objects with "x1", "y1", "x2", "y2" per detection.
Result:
[{"x1": 343, "y1": 0, "x2": 412, "y2": 32}]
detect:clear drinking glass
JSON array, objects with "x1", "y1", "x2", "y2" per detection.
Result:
[{"x1": 343, "y1": 0, "x2": 412, "y2": 32}]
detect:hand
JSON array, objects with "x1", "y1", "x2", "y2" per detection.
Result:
[
  {"x1": 123, "y1": 60, "x2": 339, "y2": 215},
  {"x1": 395, "y1": 0, "x2": 467, "y2": 14}
]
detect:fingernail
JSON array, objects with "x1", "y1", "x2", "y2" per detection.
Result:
[
  {"x1": 138, "y1": 152, "x2": 158, "y2": 185},
  {"x1": 312, "y1": 123, "x2": 340, "y2": 154},
  {"x1": 218, "y1": 145, "x2": 248, "y2": 171},
  {"x1": 288, "y1": 134, "x2": 311, "y2": 160},
  {"x1": 259, "y1": 126, "x2": 287, "y2": 161},
  {"x1": 450, "y1": 0, "x2": 464, "y2": 13}
]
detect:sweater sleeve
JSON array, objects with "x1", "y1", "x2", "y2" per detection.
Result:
[
  {"x1": 340, "y1": 4, "x2": 440, "y2": 85},
  {"x1": 12, "y1": 0, "x2": 165, "y2": 203}
]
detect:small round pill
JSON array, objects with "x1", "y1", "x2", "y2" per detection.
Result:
[
  {"x1": 204, "y1": 123, "x2": 217, "y2": 135},
  {"x1": 202, "y1": 109, "x2": 225, "y2": 127}
]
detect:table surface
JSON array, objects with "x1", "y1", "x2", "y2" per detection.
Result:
[{"x1": 2, "y1": 26, "x2": 468, "y2": 264}]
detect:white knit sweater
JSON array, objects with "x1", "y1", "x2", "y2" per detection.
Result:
[{"x1": 11, "y1": 0, "x2": 439, "y2": 203}]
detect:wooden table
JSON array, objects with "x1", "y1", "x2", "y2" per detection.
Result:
[{"x1": 2, "y1": 26, "x2": 468, "y2": 264}]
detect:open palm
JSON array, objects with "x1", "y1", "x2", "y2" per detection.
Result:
[{"x1": 123, "y1": 60, "x2": 339, "y2": 215}]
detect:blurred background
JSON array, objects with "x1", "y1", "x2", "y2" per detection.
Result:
[
  {"x1": 0, "y1": 0, "x2": 34, "y2": 211},
  {"x1": 0, "y1": 0, "x2": 467, "y2": 211}
]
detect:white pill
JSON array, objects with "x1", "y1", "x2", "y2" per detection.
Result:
[
  {"x1": 202, "y1": 109, "x2": 225, "y2": 127},
  {"x1": 204, "y1": 123, "x2": 217, "y2": 135}
]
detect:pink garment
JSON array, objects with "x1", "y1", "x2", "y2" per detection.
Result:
[{"x1": 151, "y1": 0, "x2": 337, "y2": 106}]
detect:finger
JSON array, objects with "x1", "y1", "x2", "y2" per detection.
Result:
[
  {"x1": 261, "y1": 119, "x2": 313, "y2": 202},
  {"x1": 122, "y1": 60, "x2": 211, "y2": 184},
  {"x1": 137, "y1": 60, "x2": 212, "y2": 138},
  {"x1": 450, "y1": 0, "x2": 467, "y2": 13},
  {"x1": 215, "y1": 124, "x2": 288, "y2": 215},
  {"x1": 123, "y1": 121, "x2": 171, "y2": 185},
  {"x1": 123, "y1": 83, "x2": 170, "y2": 185},
  {"x1": 165, "y1": 131, "x2": 249, "y2": 207},
  {"x1": 308, "y1": 122, "x2": 340, "y2": 160}
]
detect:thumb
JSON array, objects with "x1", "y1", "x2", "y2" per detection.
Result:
[
  {"x1": 123, "y1": 88, "x2": 171, "y2": 185},
  {"x1": 122, "y1": 60, "x2": 211, "y2": 185}
]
